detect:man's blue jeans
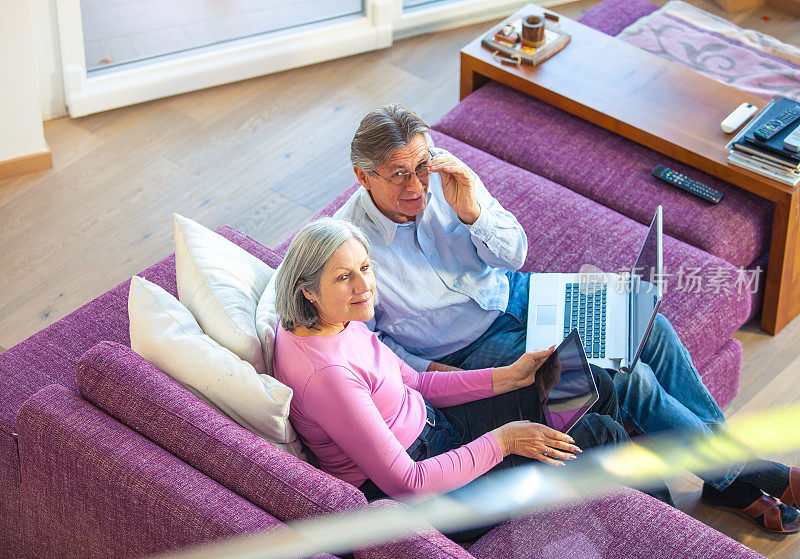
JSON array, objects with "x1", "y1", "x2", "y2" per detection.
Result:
[
  {"x1": 616, "y1": 314, "x2": 742, "y2": 490},
  {"x1": 439, "y1": 271, "x2": 742, "y2": 491}
]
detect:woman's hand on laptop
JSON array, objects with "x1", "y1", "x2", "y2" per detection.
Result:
[
  {"x1": 491, "y1": 347, "x2": 555, "y2": 394},
  {"x1": 490, "y1": 421, "x2": 581, "y2": 465}
]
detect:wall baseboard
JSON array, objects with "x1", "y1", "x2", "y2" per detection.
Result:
[{"x1": 0, "y1": 149, "x2": 52, "y2": 180}]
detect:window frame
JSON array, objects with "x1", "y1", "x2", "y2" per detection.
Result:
[{"x1": 55, "y1": 0, "x2": 553, "y2": 117}]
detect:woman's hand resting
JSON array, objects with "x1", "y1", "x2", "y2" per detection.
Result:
[
  {"x1": 491, "y1": 347, "x2": 555, "y2": 394},
  {"x1": 490, "y1": 421, "x2": 582, "y2": 466}
]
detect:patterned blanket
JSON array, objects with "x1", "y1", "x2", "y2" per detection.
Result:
[{"x1": 617, "y1": 1, "x2": 800, "y2": 101}]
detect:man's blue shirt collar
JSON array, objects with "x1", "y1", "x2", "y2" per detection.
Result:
[{"x1": 357, "y1": 187, "x2": 432, "y2": 245}]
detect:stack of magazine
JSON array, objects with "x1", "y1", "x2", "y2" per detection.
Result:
[{"x1": 727, "y1": 97, "x2": 800, "y2": 186}]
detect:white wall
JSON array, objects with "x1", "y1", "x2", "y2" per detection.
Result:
[
  {"x1": 0, "y1": 0, "x2": 49, "y2": 162},
  {"x1": 30, "y1": 0, "x2": 67, "y2": 120}
]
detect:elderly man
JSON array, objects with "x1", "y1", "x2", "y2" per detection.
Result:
[
  {"x1": 335, "y1": 104, "x2": 527, "y2": 374},
  {"x1": 332, "y1": 103, "x2": 799, "y2": 530}
]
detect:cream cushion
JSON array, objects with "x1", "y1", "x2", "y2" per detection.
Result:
[
  {"x1": 173, "y1": 213, "x2": 271, "y2": 374},
  {"x1": 255, "y1": 268, "x2": 280, "y2": 376},
  {"x1": 128, "y1": 275, "x2": 304, "y2": 458}
]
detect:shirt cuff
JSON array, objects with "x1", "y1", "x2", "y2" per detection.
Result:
[
  {"x1": 406, "y1": 353, "x2": 433, "y2": 373},
  {"x1": 479, "y1": 432, "x2": 504, "y2": 464},
  {"x1": 468, "y1": 204, "x2": 494, "y2": 241}
]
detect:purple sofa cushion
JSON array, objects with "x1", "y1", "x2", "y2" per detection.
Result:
[
  {"x1": 0, "y1": 433, "x2": 21, "y2": 557},
  {"x1": 432, "y1": 83, "x2": 773, "y2": 270},
  {"x1": 747, "y1": 250, "x2": 769, "y2": 323},
  {"x1": 355, "y1": 499, "x2": 476, "y2": 559},
  {"x1": 698, "y1": 337, "x2": 742, "y2": 408},
  {"x1": 77, "y1": 341, "x2": 368, "y2": 522},
  {"x1": 0, "y1": 227, "x2": 282, "y2": 438},
  {"x1": 467, "y1": 487, "x2": 764, "y2": 558},
  {"x1": 576, "y1": 0, "x2": 659, "y2": 37}
]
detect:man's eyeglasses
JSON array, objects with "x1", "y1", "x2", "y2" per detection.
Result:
[{"x1": 371, "y1": 160, "x2": 430, "y2": 187}]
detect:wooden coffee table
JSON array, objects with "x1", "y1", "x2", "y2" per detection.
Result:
[{"x1": 460, "y1": 6, "x2": 800, "y2": 335}]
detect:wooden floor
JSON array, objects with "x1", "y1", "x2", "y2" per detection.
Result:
[{"x1": 2, "y1": 1, "x2": 800, "y2": 557}]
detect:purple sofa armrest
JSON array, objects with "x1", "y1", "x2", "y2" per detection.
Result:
[
  {"x1": 15, "y1": 385, "x2": 300, "y2": 559},
  {"x1": 77, "y1": 341, "x2": 368, "y2": 523},
  {"x1": 576, "y1": 0, "x2": 659, "y2": 37},
  {"x1": 354, "y1": 499, "x2": 475, "y2": 559},
  {"x1": 467, "y1": 488, "x2": 764, "y2": 559}
]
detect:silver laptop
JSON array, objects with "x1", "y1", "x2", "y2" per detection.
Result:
[{"x1": 526, "y1": 206, "x2": 663, "y2": 373}]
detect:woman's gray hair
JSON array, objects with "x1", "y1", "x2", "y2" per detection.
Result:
[
  {"x1": 275, "y1": 218, "x2": 371, "y2": 331},
  {"x1": 350, "y1": 103, "x2": 433, "y2": 172}
]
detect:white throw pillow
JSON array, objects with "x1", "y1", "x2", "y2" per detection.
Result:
[
  {"x1": 255, "y1": 266, "x2": 281, "y2": 376},
  {"x1": 128, "y1": 275, "x2": 304, "y2": 459},
  {"x1": 173, "y1": 213, "x2": 271, "y2": 374}
]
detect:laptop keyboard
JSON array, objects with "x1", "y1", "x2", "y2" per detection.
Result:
[{"x1": 563, "y1": 283, "x2": 607, "y2": 358}]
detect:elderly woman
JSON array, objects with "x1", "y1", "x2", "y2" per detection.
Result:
[{"x1": 272, "y1": 218, "x2": 644, "y2": 518}]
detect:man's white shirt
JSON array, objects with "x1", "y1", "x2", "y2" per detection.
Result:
[{"x1": 334, "y1": 149, "x2": 528, "y2": 371}]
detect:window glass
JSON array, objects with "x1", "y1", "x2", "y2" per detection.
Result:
[{"x1": 82, "y1": 0, "x2": 364, "y2": 72}]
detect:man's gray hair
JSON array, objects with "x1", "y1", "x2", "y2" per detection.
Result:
[
  {"x1": 275, "y1": 218, "x2": 371, "y2": 331},
  {"x1": 350, "y1": 103, "x2": 432, "y2": 172}
]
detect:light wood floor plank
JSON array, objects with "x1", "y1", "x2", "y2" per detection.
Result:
[{"x1": 1, "y1": 5, "x2": 799, "y2": 556}]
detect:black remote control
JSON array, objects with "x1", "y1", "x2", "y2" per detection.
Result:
[
  {"x1": 753, "y1": 108, "x2": 800, "y2": 141},
  {"x1": 652, "y1": 165, "x2": 724, "y2": 204}
]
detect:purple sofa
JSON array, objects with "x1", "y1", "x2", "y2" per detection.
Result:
[{"x1": 0, "y1": 1, "x2": 773, "y2": 557}]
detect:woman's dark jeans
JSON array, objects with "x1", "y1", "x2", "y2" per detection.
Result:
[{"x1": 359, "y1": 367, "x2": 631, "y2": 542}]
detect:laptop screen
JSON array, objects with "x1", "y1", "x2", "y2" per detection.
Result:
[
  {"x1": 625, "y1": 206, "x2": 663, "y2": 372},
  {"x1": 535, "y1": 329, "x2": 599, "y2": 434}
]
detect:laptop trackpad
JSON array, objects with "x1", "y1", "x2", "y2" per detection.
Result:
[{"x1": 536, "y1": 305, "x2": 557, "y2": 325}]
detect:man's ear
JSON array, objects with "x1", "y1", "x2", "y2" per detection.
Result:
[{"x1": 354, "y1": 167, "x2": 372, "y2": 192}]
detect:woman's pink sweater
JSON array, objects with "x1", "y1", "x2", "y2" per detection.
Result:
[{"x1": 273, "y1": 320, "x2": 503, "y2": 497}]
